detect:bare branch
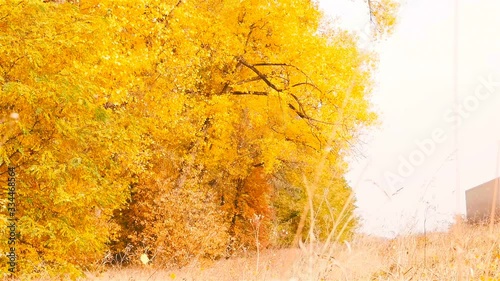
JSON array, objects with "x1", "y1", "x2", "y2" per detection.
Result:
[
  {"x1": 236, "y1": 56, "x2": 282, "y2": 92},
  {"x1": 233, "y1": 57, "x2": 336, "y2": 129},
  {"x1": 252, "y1": 62, "x2": 318, "y2": 89},
  {"x1": 234, "y1": 76, "x2": 263, "y2": 85},
  {"x1": 287, "y1": 103, "x2": 339, "y2": 126},
  {"x1": 291, "y1": 82, "x2": 322, "y2": 93}
]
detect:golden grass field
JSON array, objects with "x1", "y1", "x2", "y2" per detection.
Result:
[{"x1": 83, "y1": 221, "x2": 500, "y2": 281}]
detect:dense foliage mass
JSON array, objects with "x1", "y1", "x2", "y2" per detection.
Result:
[{"x1": 0, "y1": 0, "x2": 397, "y2": 278}]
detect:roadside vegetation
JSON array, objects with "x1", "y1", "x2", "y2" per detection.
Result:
[{"x1": 86, "y1": 221, "x2": 500, "y2": 281}]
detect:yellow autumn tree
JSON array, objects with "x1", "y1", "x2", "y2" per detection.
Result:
[
  {"x1": 111, "y1": 0, "x2": 397, "y2": 265},
  {"x1": 0, "y1": 0, "x2": 398, "y2": 277},
  {"x1": 0, "y1": 0, "x2": 150, "y2": 278}
]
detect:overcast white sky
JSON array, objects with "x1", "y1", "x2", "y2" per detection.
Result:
[{"x1": 319, "y1": 0, "x2": 500, "y2": 237}]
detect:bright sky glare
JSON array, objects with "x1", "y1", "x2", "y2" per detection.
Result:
[{"x1": 318, "y1": 0, "x2": 500, "y2": 237}]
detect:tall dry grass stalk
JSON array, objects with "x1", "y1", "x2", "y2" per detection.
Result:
[{"x1": 285, "y1": 79, "x2": 366, "y2": 280}]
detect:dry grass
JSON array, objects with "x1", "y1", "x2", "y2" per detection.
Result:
[{"x1": 84, "y1": 222, "x2": 500, "y2": 281}]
